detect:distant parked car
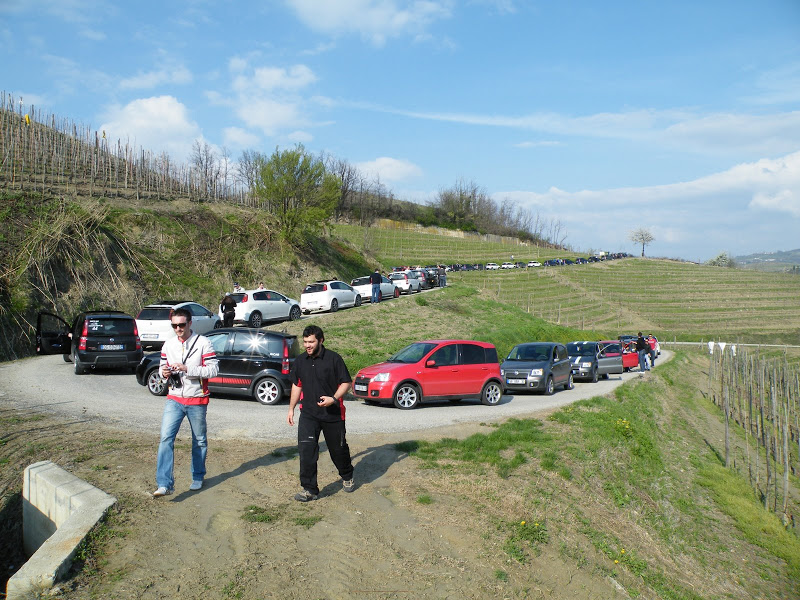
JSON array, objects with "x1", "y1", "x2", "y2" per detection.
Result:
[
  {"x1": 351, "y1": 340, "x2": 504, "y2": 409},
  {"x1": 219, "y1": 289, "x2": 301, "y2": 328},
  {"x1": 301, "y1": 280, "x2": 361, "y2": 314},
  {"x1": 351, "y1": 275, "x2": 399, "y2": 302},
  {"x1": 566, "y1": 341, "x2": 623, "y2": 382},
  {"x1": 410, "y1": 268, "x2": 432, "y2": 289},
  {"x1": 527, "y1": 261, "x2": 542, "y2": 268},
  {"x1": 485, "y1": 263, "x2": 500, "y2": 270},
  {"x1": 136, "y1": 328, "x2": 300, "y2": 404},
  {"x1": 500, "y1": 342, "x2": 573, "y2": 395},
  {"x1": 36, "y1": 310, "x2": 143, "y2": 375},
  {"x1": 501, "y1": 262, "x2": 516, "y2": 269},
  {"x1": 137, "y1": 301, "x2": 221, "y2": 349},
  {"x1": 388, "y1": 271, "x2": 422, "y2": 294}
]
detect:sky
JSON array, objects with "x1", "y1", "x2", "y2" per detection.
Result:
[{"x1": 2, "y1": 0, "x2": 799, "y2": 261}]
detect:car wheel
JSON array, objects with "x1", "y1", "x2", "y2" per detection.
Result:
[
  {"x1": 213, "y1": 320, "x2": 223, "y2": 329},
  {"x1": 393, "y1": 383, "x2": 420, "y2": 409},
  {"x1": 330, "y1": 298, "x2": 339, "y2": 312},
  {"x1": 146, "y1": 368, "x2": 168, "y2": 396},
  {"x1": 544, "y1": 376, "x2": 554, "y2": 395},
  {"x1": 377, "y1": 291, "x2": 382, "y2": 302},
  {"x1": 591, "y1": 368, "x2": 598, "y2": 383},
  {"x1": 254, "y1": 377, "x2": 282, "y2": 405},
  {"x1": 394, "y1": 288, "x2": 400, "y2": 298},
  {"x1": 63, "y1": 353, "x2": 72, "y2": 363},
  {"x1": 74, "y1": 357, "x2": 88, "y2": 375},
  {"x1": 354, "y1": 295, "x2": 362, "y2": 307},
  {"x1": 565, "y1": 372, "x2": 574, "y2": 390},
  {"x1": 603, "y1": 373, "x2": 610, "y2": 380},
  {"x1": 480, "y1": 381, "x2": 503, "y2": 406},
  {"x1": 249, "y1": 311, "x2": 262, "y2": 328},
  {"x1": 289, "y1": 305, "x2": 301, "y2": 321}
]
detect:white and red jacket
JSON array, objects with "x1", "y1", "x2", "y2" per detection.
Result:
[{"x1": 160, "y1": 332, "x2": 219, "y2": 405}]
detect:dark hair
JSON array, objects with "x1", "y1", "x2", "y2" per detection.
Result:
[
  {"x1": 172, "y1": 307, "x2": 192, "y2": 322},
  {"x1": 637, "y1": 331, "x2": 643, "y2": 336},
  {"x1": 302, "y1": 325, "x2": 324, "y2": 342}
]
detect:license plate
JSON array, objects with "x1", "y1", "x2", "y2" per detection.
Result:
[
  {"x1": 507, "y1": 378, "x2": 525, "y2": 385},
  {"x1": 101, "y1": 344, "x2": 123, "y2": 350},
  {"x1": 354, "y1": 384, "x2": 367, "y2": 392},
  {"x1": 141, "y1": 334, "x2": 157, "y2": 340}
]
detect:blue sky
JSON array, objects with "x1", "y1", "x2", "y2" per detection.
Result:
[{"x1": 2, "y1": 0, "x2": 799, "y2": 261}]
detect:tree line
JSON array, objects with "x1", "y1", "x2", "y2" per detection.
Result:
[{"x1": 1, "y1": 92, "x2": 565, "y2": 248}]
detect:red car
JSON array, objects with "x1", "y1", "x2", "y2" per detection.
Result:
[
  {"x1": 598, "y1": 340, "x2": 639, "y2": 372},
  {"x1": 352, "y1": 340, "x2": 504, "y2": 409}
]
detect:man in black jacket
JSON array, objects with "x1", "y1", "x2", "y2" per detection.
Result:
[
  {"x1": 369, "y1": 269, "x2": 382, "y2": 303},
  {"x1": 636, "y1": 332, "x2": 650, "y2": 372},
  {"x1": 220, "y1": 293, "x2": 236, "y2": 328},
  {"x1": 287, "y1": 325, "x2": 354, "y2": 501}
]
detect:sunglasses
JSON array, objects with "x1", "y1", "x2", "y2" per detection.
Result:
[{"x1": 171, "y1": 322, "x2": 189, "y2": 329}]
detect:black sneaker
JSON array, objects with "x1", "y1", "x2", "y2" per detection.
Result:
[
  {"x1": 342, "y1": 479, "x2": 355, "y2": 493},
  {"x1": 294, "y1": 490, "x2": 318, "y2": 502}
]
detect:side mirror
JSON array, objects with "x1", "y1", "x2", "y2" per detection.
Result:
[{"x1": 426, "y1": 359, "x2": 436, "y2": 368}]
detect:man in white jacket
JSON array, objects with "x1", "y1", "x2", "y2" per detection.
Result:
[{"x1": 152, "y1": 308, "x2": 219, "y2": 497}]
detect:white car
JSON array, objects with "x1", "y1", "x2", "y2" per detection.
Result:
[
  {"x1": 527, "y1": 261, "x2": 542, "y2": 268},
  {"x1": 219, "y1": 289, "x2": 302, "y2": 328},
  {"x1": 388, "y1": 271, "x2": 422, "y2": 294},
  {"x1": 136, "y1": 301, "x2": 221, "y2": 349},
  {"x1": 501, "y1": 262, "x2": 516, "y2": 269},
  {"x1": 485, "y1": 263, "x2": 500, "y2": 270},
  {"x1": 351, "y1": 275, "x2": 400, "y2": 302},
  {"x1": 301, "y1": 280, "x2": 361, "y2": 314}
]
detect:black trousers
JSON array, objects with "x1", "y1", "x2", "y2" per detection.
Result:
[
  {"x1": 298, "y1": 414, "x2": 353, "y2": 495},
  {"x1": 223, "y1": 311, "x2": 234, "y2": 327}
]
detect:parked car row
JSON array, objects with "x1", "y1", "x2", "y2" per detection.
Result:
[{"x1": 446, "y1": 254, "x2": 632, "y2": 271}]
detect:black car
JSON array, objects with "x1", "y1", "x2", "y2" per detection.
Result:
[
  {"x1": 136, "y1": 328, "x2": 301, "y2": 405},
  {"x1": 36, "y1": 311, "x2": 143, "y2": 375}
]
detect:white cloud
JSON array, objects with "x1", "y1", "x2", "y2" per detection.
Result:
[
  {"x1": 287, "y1": 130, "x2": 314, "y2": 142},
  {"x1": 284, "y1": 0, "x2": 454, "y2": 45},
  {"x1": 515, "y1": 140, "x2": 562, "y2": 148},
  {"x1": 120, "y1": 65, "x2": 192, "y2": 90},
  {"x1": 223, "y1": 126, "x2": 260, "y2": 148},
  {"x1": 749, "y1": 190, "x2": 800, "y2": 217},
  {"x1": 79, "y1": 28, "x2": 106, "y2": 41},
  {"x1": 99, "y1": 96, "x2": 202, "y2": 161},
  {"x1": 356, "y1": 157, "x2": 423, "y2": 182}
]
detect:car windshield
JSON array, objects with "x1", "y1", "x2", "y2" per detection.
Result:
[
  {"x1": 351, "y1": 277, "x2": 370, "y2": 286},
  {"x1": 85, "y1": 317, "x2": 135, "y2": 336},
  {"x1": 567, "y1": 342, "x2": 596, "y2": 356},
  {"x1": 506, "y1": 344, "x2": 551, "y2": 362},
  {"x1": 137, "y1": 308, "x2": 173, "y2": 320},
  {"x1": 387, "y1": 342, "x2": 438, "y2": 363}
]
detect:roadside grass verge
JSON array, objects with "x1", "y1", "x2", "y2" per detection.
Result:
[{"x1": 396, "y1": 350, "x2": 800, "y2": 598}]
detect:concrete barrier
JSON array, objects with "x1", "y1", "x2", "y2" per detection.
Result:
[{"x1": 6, "y1": 461, "x2": 116, "y2": 600}]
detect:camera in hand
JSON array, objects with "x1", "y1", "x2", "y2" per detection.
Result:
[{"x1": 168, "y1": 370, "x2": 183, "y2": 388}]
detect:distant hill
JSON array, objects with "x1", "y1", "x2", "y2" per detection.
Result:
[{"x1": 735, "y1": 248, "x2": 800, "y2": 272}]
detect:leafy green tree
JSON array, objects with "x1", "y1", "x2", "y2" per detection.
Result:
[
  {"x1": 254, "y1": 145, "x2": 341, "y2": 241},
  {"x1": 706, "y1": 252, "x2": 737, "y2": 268}
]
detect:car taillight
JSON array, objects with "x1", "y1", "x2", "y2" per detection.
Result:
[
  {"x1": 282, "y1": 341, "x2": 290, "y2": 374},
  {"x1": 242, "y1": 294, "x2": 248, "y2": 302},
  {"x1": 79, "y1": 321, "x2": 88, "y2": 351},
  {"x1": 133, "y1": 322, "x2": 141, "y2": 350}
]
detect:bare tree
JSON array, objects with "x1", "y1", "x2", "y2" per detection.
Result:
[
  {"x1": 629, "y1": 227, "x2": 655, "y2": 257},
  {"x1": 190, "y1": 140, "x2": 219, "y2": 199}
]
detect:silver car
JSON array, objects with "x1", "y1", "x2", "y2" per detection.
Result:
[
  {"x1": 388, "y1": 271, "x2": 421, "y2": 294},
  {"x1": 566, "y1": 341, "x2": 624, "y2": 382},
  {"x1": 301, "y1": 280, "x2": 362, "y2": 314},
  {"x1": 351, "y1": 275, "x2": 399, "y2": 302}
]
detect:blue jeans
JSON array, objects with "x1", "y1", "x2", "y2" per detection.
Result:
[
  {"x1": 371, "y1": 283, "x2": 380, "y2": 303},
  {"x1": 156, "y1": 399, "x2": 208, "y2": 490},
  {"x1": 638, "y1": 350, "x2": 649, "y2": 371}
]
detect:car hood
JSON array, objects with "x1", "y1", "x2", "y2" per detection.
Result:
[
  {"x1": 500, "y1": 359, "x2": 550, "y2": 370},
  {"x1": 357, "y1": 361, "x2": 416, "y2": 377}
]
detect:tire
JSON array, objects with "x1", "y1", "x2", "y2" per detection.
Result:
[
  {"x1": 377, "y1": 291, "x2": 383, "y2": 303},
  {"x1": 591, "y1": 368, "x2": 598, "y2": 383},
  {"x1": 330, "y1": 298, "x2": 339, "y2": 312},
  {"x1": 249, "y1": 311, "x2": 263, "y2": 328},
  {"x1": 393, "y1": 383, "x2": 420, "y2": 409},
  {"x1": 254, "y1": 377, "x2": 282, "y2": 405},
  {"x1": 74, "y1": 356, "x2": 87, "y2": 375},
  {"x1": 213, "y1": 320, "x2": 223, "y2": 329},
  {"x1": 565, "y1": 372, "x2": 574, "y2": 390},
  {"x1": 354, "y1": 295, "x2": 362, "y2": 307},
  {"x1": 480, "y1": 381, "x2": 503, "y2": 406},
  {"x1": 289, "y1": 305, "x2": 301, "y2": 321},
  {"x1": 146, "y1": 368, "x2": 168, "y2": 396},
  {"x1": 544, "y1": 376, "x2": 554, "y2": 395},
  {"x1": 394, "y1": 288, "x2": 400, "y2": 298},
  {"x1": 63, "y1": 353, "x2": 72, "y2": 363},
  {"x1": 603, "y1": 373, "x2": 610, "y2": 380}
]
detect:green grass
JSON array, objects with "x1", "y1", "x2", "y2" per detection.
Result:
[
  {"x1": 292, "y1": 515, "x2": 323, "y2": 529},
  {"x1": 241, "y1": 506, "x2": 280, "y2": 523}
]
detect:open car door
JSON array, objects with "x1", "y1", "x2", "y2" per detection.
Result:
[
  {"x1": 36, "y1": 312, "x2": 72, "y2": 355},
  {"x1": 597, "y1": 343, "x2": 624, "y2": 376}
]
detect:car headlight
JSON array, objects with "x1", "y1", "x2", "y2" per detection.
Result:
[
  {"x1": 530, "y1": 369, "x2": 543, "y2": 376},
  {"x1": 372, "y1": 372, "x2": 391, "y2": 382},
  {"x1": 581, "y1": 362, "x2": 592, "y2": 368}
]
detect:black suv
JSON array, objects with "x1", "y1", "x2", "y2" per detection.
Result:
[
  {"x1": 136, "y1": 328, "x2": 301, "y2": 405},
  {"x1": 36, "y1": 311, "x2": 143, "y2": 374}
]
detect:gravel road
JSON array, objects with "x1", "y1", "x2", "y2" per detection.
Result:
[{"x1": 0, "y1": 352, "x2": 670, "y2": 443}]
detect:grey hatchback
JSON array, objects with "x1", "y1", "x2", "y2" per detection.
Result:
[
  {"x1": 500, "y1": 342, "x2": 573, "y2": 395},
  {"x1": 566, "y1": 341, "x2": 624, "y2": 382}
]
